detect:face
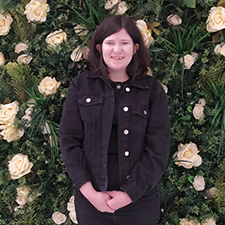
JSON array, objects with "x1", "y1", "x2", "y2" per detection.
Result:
[{"x1": 98, "y1": 28, "x2": 138, "y2": 75}]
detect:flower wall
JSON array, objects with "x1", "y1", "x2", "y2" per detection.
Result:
[{"x1": 0, "y1": 0, "x2": 225, "y2": 224}]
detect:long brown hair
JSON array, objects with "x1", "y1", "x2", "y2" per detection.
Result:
[{"x1": 88, "y1": 15, "x2": 150, "y2": 80}]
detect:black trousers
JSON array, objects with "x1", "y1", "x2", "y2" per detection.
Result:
[{"x1": 74, "y1": 189, "x2": 159, "y2": 225}]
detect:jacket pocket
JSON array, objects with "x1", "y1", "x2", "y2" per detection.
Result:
[
  {"x1": 78, "y1": 96, "x2": 103, "y2": 123},
  {"x1": 132, "y1": 105, "x2": 149, "y2": 135}
]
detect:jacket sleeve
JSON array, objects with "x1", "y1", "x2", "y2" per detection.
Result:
[
  {"x1": 120, "y1": 81, "x2": 170, "y2": 203},
  {"x1": 59, "y1": 77, "x2": 91, "y2": 189}
]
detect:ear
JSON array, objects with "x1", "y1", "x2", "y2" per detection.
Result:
[
  {"x1": 96, "y1": 44, "x2": 101, "y2": 53},
  {"x1": 133, "y1": 44, "x2": 139, "y2": 55}
]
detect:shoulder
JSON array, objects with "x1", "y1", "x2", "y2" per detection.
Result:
[
  {"x1": 145, "y1": 75, "x2": 165, "y2": 96},
  {"x1": 71, "y1": 70, "x2": 95, "y2": 86}
]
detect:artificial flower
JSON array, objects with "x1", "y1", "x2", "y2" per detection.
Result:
[
  {"x1": 173, "y1": 142, "x2": 202, "y2": 169},
  {"x1": 193, "y1": 175, "x2": 205, "y2": 191},
  {"x1": 52, "y1": 211, "x2": 67, "y2": 224},
  {"x1": 46, "y1": 29, "x2": 67, "y2": 46},
  {"x1": 104, "y1": 0, "x2": 119, "y2": 10},
  {"x1": 193, "y1": 103, "x2": 204, "y2": 120},
  {"x1": 202, "y1": 218, "x2": 216, "y2": 225},
  {"x1": 179, "y1": 53, "x2": 198, "y2": 69},
  {"x1": 180, "y1": 218, "x2": 200, "y2": 225},
  {"x1": 74, "y1": 25, "x2": 88, "y2": 36},
  {"x1": 24, "y1": 0, "x2": 50, "y2": 23},
  {"x1": 38, "y1": 76, "x2": 61, "y2": 96},
  {"x1": 111, "y1": 1, "x2": 128, "y2": 15},
  {"x1": 0, "y1": 101, "x2": 19, "y2": 125},
  {"x1": 167, "y1": 14, "x2": 182, "y2": 25},
  {"x1": 8, "y1": 153, "x2": 33, "y2": 179},
  {"x1": 15, "y1": 43, "x2": 28, "y2": 54},
  {"x1": 214, "y1": 43, "x2": 225, "y2": 56},
  {"x1": 0, "y1": 124, "x2": 24, "y2": 142},
  {"x1": 0, "y1": 13, "x2": 13, "y2": 36},
  {"x1": 0, "y1": 52, "x2": 5, "y2": 65},
  {"x1": 17, "y1": 54, "x2": 33, "y2": 64}
]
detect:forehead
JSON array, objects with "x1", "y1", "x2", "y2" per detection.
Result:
[{"x1": 103, "y1": 28, "x2": 132, "y2": 41}]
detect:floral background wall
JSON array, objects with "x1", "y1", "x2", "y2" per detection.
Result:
[{"x1": 0, "y1": 0, "x2": 225, "y2": 224}]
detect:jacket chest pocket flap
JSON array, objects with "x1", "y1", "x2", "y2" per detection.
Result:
[{"x1": 77, "y1": 96, "x2": 103, "y2": 123}]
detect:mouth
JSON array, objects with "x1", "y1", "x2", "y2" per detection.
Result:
[{"x1": 111, "y1": 56, "x2": 124, "y2": 60}]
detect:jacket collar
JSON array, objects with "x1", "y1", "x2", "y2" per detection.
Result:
[{"x1": 86, "y1": 71, "x2": 149, "y2": 89}]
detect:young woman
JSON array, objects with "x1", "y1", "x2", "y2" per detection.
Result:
[{"x1": 59, "y1": 15, "x2": 170, "y2": 225}]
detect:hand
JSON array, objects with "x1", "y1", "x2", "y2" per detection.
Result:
[
  {"x1": 106, "y1": 191, "x2": 132, "y2": 211},
  {"x1": 80, "y1": 182, "x2": 115, "y2": 213}
]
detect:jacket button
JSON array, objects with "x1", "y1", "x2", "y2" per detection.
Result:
[
  {"x1": 126, "y1": 175, "x2": 130, "y2": 179},
  {"x1": 86, "y1": 98, "x2": 91, "y2": 103},
  {"x1": 124, "y1": 151, "x2": 129, "y2": 156},
  {"x1": 116, "y1": 84, "x2": 121, "y2": 89},
  {"x1": 123, "y1": 129, "x2": 129, "y2": 135},
  {"x1": 125, "y1": 87, "x2": 130, "y2": 92},
  {"x1": 143, "y1": 110, "x2": 147, "y2": 115},
  {"x1": 123, "y1": 106, "x2": 129, "y2": 112}
]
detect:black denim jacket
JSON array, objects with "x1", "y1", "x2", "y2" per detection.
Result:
[{"x1": 59, "y1": 70, "x2": 170, "y2": 203}]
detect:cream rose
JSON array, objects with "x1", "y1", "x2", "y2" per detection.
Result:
[
  {"x1": 202, "y1": 218, "x2": 216, "y2": 225},
  {"x1": 180, "y1": 218, "x2": 200, "y2": 225},
  {"x1": 69, "y1": 211, "x2": 78, "y2": 224},
  {"x1": 15, "y1": 43, "x2": 28, "y2": 54},
  {"x1": 105, "y1": 0, "x2": 119, "y2": 10},
  {"x1": 52, "y1": 212, "x2": 67, "y2": 224},
  {"x1": 214, "y1": 43, "x2": 225, "y2": 56},
  {"x1": 206, "y1": 6, "x2": 225, "y2": 32},
  {"x1": 0, "y1": 124, "x2": 24, "y2": 142},
  {"x1": 8, "y1": 153, "x2": 33, "y2": 179},
  {"x1": 207, "y1": 187, "x2": 217, "y2": 199},
  {"x1": 0, "y1": 13, "x2": 13, "y2": 36},
  {"x1": 70, "y1": 46, "x2": 83, "y2": 62},
  {"x1": 74, "y1": 25, "x2": 88, "y2": 36},
  {"x1": 0, "y1": 52, "x2": 5, "y2": 65},
  {"x1": 193, "y1": 103, "x2": 204, "y2": 120},
  {"x1": 198, "y1": 98, "x2": 206, "y2": 106},
  {"x1": 136, "y1": 20, "x2": 153, "y2": 48},
  {"x1": 46, "y1": 29, "x2": 67, "y2": 46},
  {"x1": 193, "y1": 175, "x2": 205, "y2": 191},
  {"x1": 0, "y1": 101, "x2": 19, "y2": 125},
  {"x1": 24, "y1": 0, "x2": 50, "y2": 23},
  {"x1": 38, "y1": 76, "x2": 61, "y2": 96},
  {"x1": 173, "y1": 142, "x2": 202, "y2": 169},
  {"x1": 167, "y1": 14, "x2": 182, "y2": 25},
  {"x1": 16, "y1": 186, "x2": 32, "y2": 206},
  {"x1": 112, "y1": 1, "x2": 128, "y2": 15},
  {"x1": 67, "y1": 196, "x2": 75, "y2": 212},
  {"x1": 179, "y1": 54, "x2": 197, "y2": 69},
  {"x1": 17, "y1": 54, "x2": 33, "y2": 64}
]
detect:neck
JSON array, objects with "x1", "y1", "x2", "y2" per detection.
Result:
[{"x1": 108, "y1": 71, "x2": 129, "y2": 82}]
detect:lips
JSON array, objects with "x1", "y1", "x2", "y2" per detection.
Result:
[{"x1": 111, "y1": 56, "x2": 124, "y2": 60}]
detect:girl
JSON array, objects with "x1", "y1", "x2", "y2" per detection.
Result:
[{"x1": 59, "y1": 15, "x2": 170, "y2": 225}]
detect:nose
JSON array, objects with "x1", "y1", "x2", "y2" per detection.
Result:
[{"x1": 113, "y1": 44, "x2": 122, "y2": 53}]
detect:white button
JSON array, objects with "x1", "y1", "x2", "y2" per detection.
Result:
[
  {"x1": 125, "y1": 151, "x2": 129, "y2": 156},
  {"x1": 125, "y1": 87, "x2": 130, "y2": 92},
  {"x1": 126, "y1": 175, "x2": 130, "y2": 179},
  {"x1": 123, "y1": 106, "x2": 129, "y2": 112},
  {"x1": 116, "y1": 84, "x2": 121, "y2": 89},
  {"x1": 143, "y1": 110, "x2": 147, "y2": 115},
  {"x1": 86, "y1": 98, "x2": 91, "y2": 103},
  {"x1": 123, "y1": 129, "x2": 129, "y2": 135}
]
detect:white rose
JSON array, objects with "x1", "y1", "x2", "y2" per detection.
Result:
[
  {"x1": 52, "y1": 212, "x2": 67, "y2": 225},
  {"x1": 0, "y1": 13, "x2": 13, "y2": 36},
  {"x1": 214, "y1": 43, "x2": 225, "y2": 56},
  {"x1": 202, "y1": 218, "x2": 216, "y2": 225},
  {"x1": 17, "y1": 54, "x2": 33, "y2": 64},
  {"x1": 24, "y1": 0, "x2": 50, "y2": 23},
  {"x1": 0, "y1": 124, "x2": 24, "y2": 142},
  {"x1": 0, "y1": 52, "x2": 5, "y2": 65},
  {"x1": 193, "y1": 103, "x2": 204, "y2": 120},
  {"x1": 105, "y1": 0, "x2": 119, "y2": 10},
  {"x1": 15, "y1": 43, "x2": 28, "y2": 54},
  {"x1": 16, "y1": 186, "x2": 31, "y2": 206},
  {"x1": 112, "y1": 1, "x2": 128, "y2": 15},
  {"x1": 167, "y1": 14, "x2": 182, "y2": 25},
  {"x1": 136, "y1": 20, "x2": 154, "y2": 48},
  {"x1": 74, "y1": 25, "x2": 88, "y2": 36},
  {"x1": 46, "y1": 29, "x2": 67, "y2": 46},
  {"x1": 180, "y1": 218, "x2": 200, "y2": 225},
  {"x1": 198, "y1": 98, "x2": 206, "y2": 106},
  {"x1": 173, "y1": 142, "x2": 202, "y2": 169},
  {"x1": 70, "y1": 46, "x2": 83, "y2": 62},
  {"x1": 8, "y1": 153, "x2": 33, "y2": 179},
  {"x1": 38, "y1": 76, "x2": 61, "y2": 96},
  {"x1": 82, "y1": 46, "x2": 90, "y2": 60},
  {"x1": 0, "y1": 101, "x2": 19, "y2": 125},
  {"x1": 69, "y1": 211, "x2": 78, "y2": 224},
  {"x1": 193, "y1": 175, "x2": 205, "y2": 191},
  {"x1": 206, "y1": 6, "x2": 225, "y2": 32},
  {"x1": 67, "y1": 196, "x2": 75, "y2": 212},
  {"x1": 179, "y1": 54, "x2": 196, "y2": 69},
  {"x1": 207, "y1": 187, "x2": 217, "y2": 199}
]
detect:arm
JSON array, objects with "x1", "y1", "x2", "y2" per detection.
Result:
[
  {"x1": 121, "y1": 82, "x2": 170, "y2": 203},
  {"x1": 59, "y1": 77, "x2": 91, "y2": 189}
]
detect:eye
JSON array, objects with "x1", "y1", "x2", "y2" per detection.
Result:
[
  {"x1": 122, "y1": 41, "x2": 130, "y2": 45},
  {"x1": 105, "y1": 41, "x2": 113, "y2": 45}
]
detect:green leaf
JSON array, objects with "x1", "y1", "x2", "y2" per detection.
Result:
[
  {"x1": 184, "y1": 0, "x2": 196, "y2": 8},
  {"x1": 187, "y1": 106, "x2": 192, "y2": 113},
  {"x1": 188, "y1": 176, "x2": 194, "y2": 183}
]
